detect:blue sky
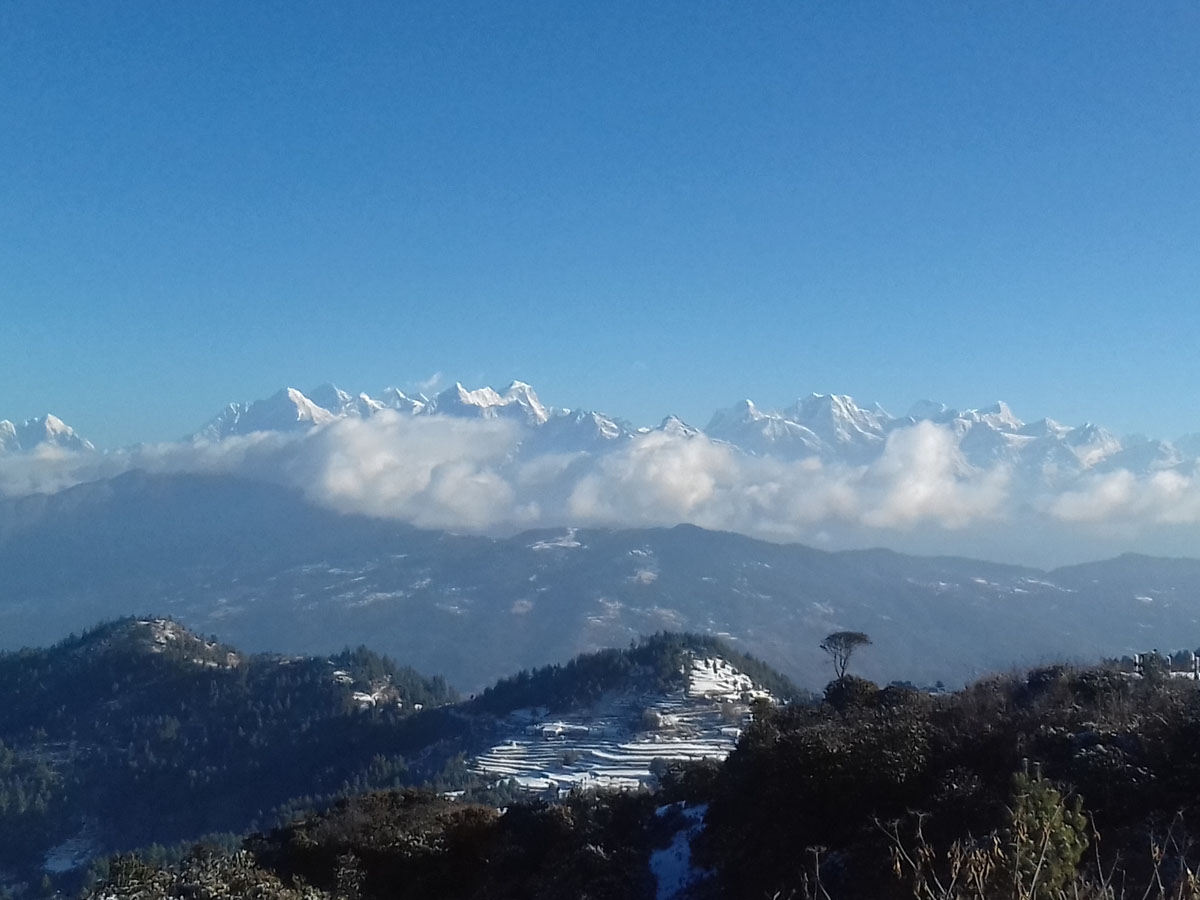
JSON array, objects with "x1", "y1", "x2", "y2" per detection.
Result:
[{"x1": 2, "y1": 1, "x2": 1198, "y2": 449}]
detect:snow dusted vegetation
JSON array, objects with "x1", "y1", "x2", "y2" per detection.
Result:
[{"x1": 471, "y1": 657, "x2": 771, "y2": 794}]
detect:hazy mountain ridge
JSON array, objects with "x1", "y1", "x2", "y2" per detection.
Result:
[{"x1": 2, "y1": 472, "x2": 1198, "y2": 693}]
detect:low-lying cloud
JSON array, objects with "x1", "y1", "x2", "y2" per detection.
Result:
[{"x1": 3, "y1": 413, "x2": 1199, "y2": 566}]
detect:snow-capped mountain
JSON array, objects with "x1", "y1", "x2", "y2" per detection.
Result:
[
  {"x1": 375, "y1": 387, "x2": 426, "y2": 415},
  {"x1": 526, "y1": 408, "x2": 632, "y2": 454},
  {"x1": 784, "y1": 393, "x2": 892, "y2": 456},
  {"x1": 194, "y1": 380, "x2": 555, "y2": 441},
  {"x1": 425, "y1": 381, "x2": 550, "y2": 425},
  {"x1": 0, "y1": 414, "x2": 94, "y2": 454},
  {"x1": 180, "y1": 380, "x2": 1200, "y2": 485},
  {"x1": 194, "y1": 388, "x2": 335, "y2": 440},
  {"x1": 705, "y1": 400, "x2": 825, "y2": 458},
  {"x1": 9, "y1": 378, "x2": 1187, "y2": 493}
]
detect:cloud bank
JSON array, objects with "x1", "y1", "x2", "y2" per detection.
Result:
[{"x1": 2, "y1": 412, "x2": 1199, "y2": 566}]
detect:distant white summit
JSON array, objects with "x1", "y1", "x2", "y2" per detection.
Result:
[
  {"x1": 705, "y1": 390, "x2": 1199, "y2": 478},
  {"x1": 0, "y1": 414, "x2": 94, "y2": 454},
  {"x1": 192, "y1": 379, "x2": 557, "y2": 443},
  {"x1": 193, "y1": 388, "x2": 335, "y2": 441},
  {"x1": 425, "y1": 381, "x2": 550, "y2": 426}
]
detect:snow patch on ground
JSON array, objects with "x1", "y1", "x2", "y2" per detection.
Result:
[
  {"x1": 471, "y1": 657, "x2": 773, "y2": 794},
  {"x1": 530, "y1": 528, "x2": 583, "y2": 550},
  {"x1": 651, "y1": 803, "x2": 709, "y2": 899},
  {"x1": 44, "y1": 835, "x2": 99, "y2": 874}
]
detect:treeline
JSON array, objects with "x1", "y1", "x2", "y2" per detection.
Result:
[
  {"x1": 0, "y1": 618, "x2": 464, "y2": 884},
  {"x1": 472, "y1": 631, "x2": 802, "y2": 715},
  {"x1": 86, "y1": 662, "x2": 1200, "y2": 900},
  {"x1": 694, "y1": 666, "x2": 1200, "y2": 897},
  {"x1": 0, "y1": 739, "x2": 67, "y2": 871},
  {"x1": 94, "y1": 788, "x2": 662, "y2": 900}
]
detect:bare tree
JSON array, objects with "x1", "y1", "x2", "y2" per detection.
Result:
[{"x1": 820, "y1": 631, "x2": 871, "y2": 679}]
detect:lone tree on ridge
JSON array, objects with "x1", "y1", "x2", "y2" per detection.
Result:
[{"x1": 820, "y1": 631, "x2": 871, "y2": 679}]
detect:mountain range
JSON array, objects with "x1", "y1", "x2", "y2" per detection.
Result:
[
  {"x1": 4, "y1": 382, "x2": 1200, "y2": 685},
  {"x1": 5, "y1": 380, "x2": 1199, "y2": 482}
]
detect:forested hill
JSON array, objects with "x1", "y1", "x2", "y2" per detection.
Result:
[
  {"x1": 0, "y1": 618, "x2": 460, "y2": 886},
  {"x1": 0, "y1": 619, "x2": 791, "y2": 894},
  {"x1": 471, "y1": 631, "x2": 802, "y2": 715}
]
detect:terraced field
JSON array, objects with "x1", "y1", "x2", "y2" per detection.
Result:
[{"x1": 471, "y1": 657, "x2": 771, "y2": 794}]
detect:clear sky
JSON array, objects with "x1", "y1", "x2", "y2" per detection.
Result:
[{"x1": 2, "y1": 1, "x2": 1198, "y2": 449}]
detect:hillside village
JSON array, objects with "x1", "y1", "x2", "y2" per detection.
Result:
[{"x1": 471, "y1": 655, "x2": 773, "y2": 794}]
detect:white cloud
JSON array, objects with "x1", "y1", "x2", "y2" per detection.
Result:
[
  {"x1": 859, "y1": 422, "x2": 1010, "y2": 529},
  {"x1": 1046, "y1": 466, "x2": 1200, "y2": 525},
  {"x1": 3, "y1": 415, "x2": 1200, "y2": 565}
]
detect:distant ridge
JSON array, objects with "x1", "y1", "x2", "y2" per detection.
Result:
[{"x1": 2, "y1": 471, "x2": 1200, "y2": 692}]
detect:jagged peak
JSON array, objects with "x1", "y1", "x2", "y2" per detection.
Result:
[
  {"x1": 907, "y1": 399, "x2": 956, "y2": 422},
  {"x1": 438, "y1": 382, "x2": 504, "y2": 407},
  {"x1": 961, "y1": 401, "x2": 1023, "y2": 432},
  {"x1": 5, "y1": 413, "x2": 96, "y2": 453},
  {"x1": 376, "y1": 387, "x2": 426, "y2": 414},
  {"x1": 500, "y1": 380, "x2": 549, "y2": 423},
  {"x1": 657, "y1": 415, "x2": 700, "y2": 438},
  {"x1": 273, "y1": 388, "x2": 334, "y2": 422},
  {"x1": 705, "y1": 399, "x2": 768, "y2": 433},
  {"x1": 1018, "y1": 417, "x2": 1069, "y2": 438},
  {"x1": 307, "y1": 382, "x2": 353, "y2": 412}
]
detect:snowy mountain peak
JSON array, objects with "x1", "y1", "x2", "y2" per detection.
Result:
[
  {"x1": 428, "y1": 381, "x2": 549, "y2": 425},
  {"x1": 0, "y1": 414, "x2": 94, "y2": 453},
  {"x1": 279, "y1": 388, "x2": 334, "y2": 424},
  {"x1": 434, "y1": 382, "x2": 504, "y2": 411},
  {"x1": 309, "y1": 384, "x2": 388, "y2": 419},
  {"x1": 175, "y1": 379, "x2": 1197, "y2": 485},
  {"x1": 1062, "y1": 423, "x2": 1121, "y2": 467},
  {"x1": 499, "y1": 381, "x2": 550, "y2": 424},
  {"x1": 704, "y1": 399, "x2": 825, "y2": 457},
  {"x1": 1018, "y1": 418, "x2": 1069, "y2": 439},
  {"x1": 20, "y1": 414, "x2": 95, "y2": 452},
  {"x1": 377, "y1": 388, "x2": 425, "y2": 414},
  {"x1": 194, "y1": 387, "x2": 334, "y2": 440},
  {"x1": 657, "y1": 415, "x2": 700, "y2": 438},
  {"x1": 704, "y1": 399, "x2": 763, "y2": 432},
  {"x1": 307, "y1": 383, "x2": 353, "y2": 415},
  {"x1": 907, "y1": 399, "x2": 957, "y2": 422},
  {"x1": 785, "y1": 393, "x2": 889, "y2": 448},
  {"x1": 981, "y1": 401, "x2": 1023, "y2": 431},
  {"x1": 955, "y1": 401, "x2": 1023, "y2": 432}
]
